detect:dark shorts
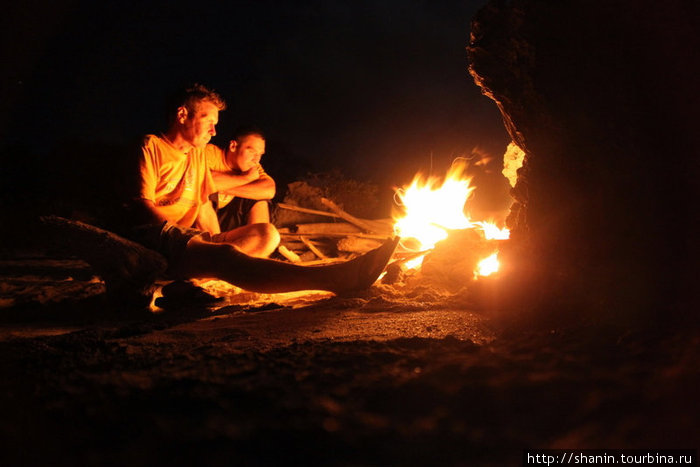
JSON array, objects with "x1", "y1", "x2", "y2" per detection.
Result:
[
  {"x1": 129, "y1": 221, "x2": 210, "y2": 270},
  {"x1": 212, "y1": 196, "x2": 269, "y2": 232}
]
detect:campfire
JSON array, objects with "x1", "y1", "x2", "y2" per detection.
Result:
[
  {"x1": 392, "y1": 158, "x2": 509, "y2": 280},
  {"x1": 177, "y1": 155, "x2": 514, "y2": 305}
]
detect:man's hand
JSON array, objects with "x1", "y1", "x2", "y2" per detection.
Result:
[
  {"x1": 136, "y1": 199, "x2": 170, "y2": 225},
  {"x1": 242, "y1": 166, "x2": 261, "y2": 183},
  {"x1": 211, "y1": 167, "x2": 275, "y2": 201}
]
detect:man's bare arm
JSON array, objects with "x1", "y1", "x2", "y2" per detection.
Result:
[
  {"x1": 134, "y1": 198, "x2": 170, "y2": 225},
  {"x1": 194, "y1": 200, "x2": 221, "y2": 234},
  {"x1": 133, "y1": 198, "x2": 220, "y2": 235},
  {"x1": 211, "y1": 169, "x2": 276, "y2": 200}
]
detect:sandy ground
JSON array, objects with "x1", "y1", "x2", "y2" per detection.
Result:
[{"x1": 0, "y1": 254, "x2": 698, "y2": 466}]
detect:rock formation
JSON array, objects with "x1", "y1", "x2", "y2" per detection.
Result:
[{"x1": 467, "y1": 0, "x2": 699, "y2": 321}]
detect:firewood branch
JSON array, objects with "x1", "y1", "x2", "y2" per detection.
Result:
[
  {"x1": 319, "y1": 197, "x2": 381, "y2": 233},
  {"x1": 299, "y1": 237, "x2": 328, "y2": 259},
  {"x1": 277, "y1": 203, "x2": 341, "y2": 219}
]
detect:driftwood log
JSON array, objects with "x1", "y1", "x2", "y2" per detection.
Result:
[
  {"x1": 277, "y1": 199, "x2": 397, "y2": 264},
  {"x1": 319, "y1": 198, "x2": 393, "y2": 234},
  {"x1": 39, "y1": 215, "x2": 166, "y2": 305},
  {"x1": 336, "y1": 237, "x2": 383, "y2": 254},
  {"x1": 278, "y1": 217, "x2": 395, "y2": 258}
]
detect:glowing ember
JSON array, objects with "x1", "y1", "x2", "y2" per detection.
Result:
[
  {"x1": 476, "y1": 252, "x2": 500, "y2": 277},
  {"x1": 404, "y1": 254, "x2": 427, "y2": 270},
  {"x1": 393, "y1": 159, "x2": 509, "y2": 276}
]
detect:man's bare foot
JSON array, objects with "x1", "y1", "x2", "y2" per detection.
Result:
[{"x1": 329, "y1": 236, "x2": 400, "y2": 294}]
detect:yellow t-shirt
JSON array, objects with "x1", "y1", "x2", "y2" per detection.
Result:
[
  {"x1": 205, "y1": 144, "x2": 268, "y2": 208},
  {"x1": 139, "y1": 134, "x2": 215, "y2": 228}
]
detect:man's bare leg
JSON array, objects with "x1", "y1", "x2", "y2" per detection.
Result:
[
  {"x1": 247, "y1": 200, "x2": 270, "y2": 224},
  {"x1": 178, "y1": 236, "x2": 399, "y2": 294},
  {"x1": 210, "y1": 223, "x2": 280, "y2": 258}
]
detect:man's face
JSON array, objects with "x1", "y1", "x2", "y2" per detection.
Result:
[
  {"x1": 228, "y1": 134, "x2": 266, "y2": 172},
  {"x1": 180, "y1": 100, "x2": 219, "y2": 149}
]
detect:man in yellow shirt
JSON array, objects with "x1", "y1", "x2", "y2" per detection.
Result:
[
  {"x1": 205, "y1": 127, "x2": 278, "y2": 256},
  {"x1": 128, "y1": 83, "x2": 397, "y2": 294}
]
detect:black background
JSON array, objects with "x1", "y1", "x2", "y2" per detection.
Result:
[{"x1": 1, "y1": 0, "x2": 508, "y2": 215}]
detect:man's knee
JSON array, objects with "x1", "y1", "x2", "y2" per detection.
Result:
[
  {"x1": 210, "y1": 222, "x2": 279, "y2": 258},
  {"x1": 252, "y1": 222, "x2": 280, "y2": 251}
]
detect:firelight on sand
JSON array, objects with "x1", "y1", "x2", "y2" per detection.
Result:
[{"x1": 393, "y1": 159, "x2": 509, "y2": 275}]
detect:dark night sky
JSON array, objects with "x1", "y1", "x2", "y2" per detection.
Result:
[{"x1": 1, "y1": 0, "x2": 508, "y2": 197}]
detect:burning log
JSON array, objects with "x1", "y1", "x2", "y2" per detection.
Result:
[
  {"x1": 420, "y1": 229, "x2": 500, "y2": 292},
  {"x1": 390, "y1": 156, "x2": 510, "y2": 287}
]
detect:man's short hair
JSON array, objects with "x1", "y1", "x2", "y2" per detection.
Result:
[
  {"x1": 166, "y1": 83, "x2": 226, "y2": 125},
  {"x1": 233, "y1": 124, "x2": 266, "y2": 142}
]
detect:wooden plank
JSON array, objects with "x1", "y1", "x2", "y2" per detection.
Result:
[
  {"x1": 294, "y1": 222, "x2": 362, "y2": 234},
  {"x1": 279, "y1": 232, "x2": 391, "y2": 240},
  {"x1": 277, "y1": 202, "x2": 341, "y2": 219}
]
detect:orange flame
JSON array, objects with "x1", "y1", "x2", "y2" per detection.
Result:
[
  {"x1": 393, "y1": 159, "x2": 508, "y2": 276},
  {"x1": 476, "y1": 252, "x2": 500, "y2": 277}
]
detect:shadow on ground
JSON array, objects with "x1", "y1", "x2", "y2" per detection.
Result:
[{"x1": 0, "y1": 254, "x2": 698, "y2": 466}]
